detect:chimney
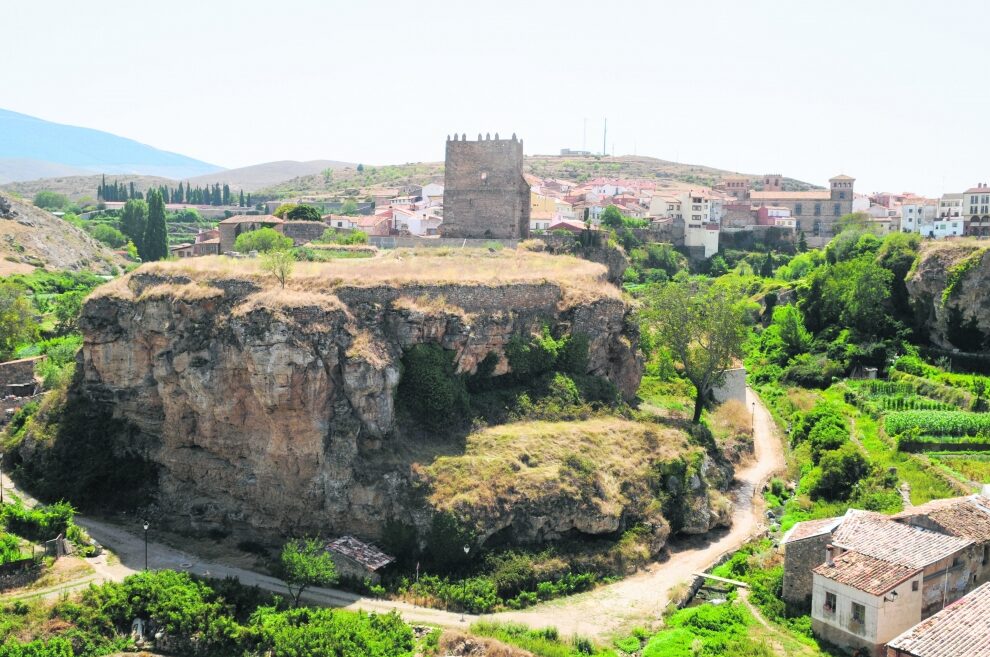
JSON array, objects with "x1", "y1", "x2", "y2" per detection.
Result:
[{"x1": 826, "y1": 545, "x2": 835, "y2": 567}]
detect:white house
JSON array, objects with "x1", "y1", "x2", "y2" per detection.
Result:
[{"x1": 963, "y1": 183, "x2": 990, "y2": 236}]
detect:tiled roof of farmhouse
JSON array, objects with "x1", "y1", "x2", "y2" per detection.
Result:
[
  {"x1": 813, "y1": 550, "x2": 918, "y2": 595},
  {"x1": 831, "y1": 510, "x2": 972, "y2": 569},
  {"x1": 780, "y1": 516, "x2": 843, "y2": 545},
  {"x1": 893, "y1": 494, "x2": 990, "y2": 543},
  {"x1": 886, "y1": 582, "x2": 990, "y2": 657}
]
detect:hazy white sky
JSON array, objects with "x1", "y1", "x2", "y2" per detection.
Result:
[{"x1": 2, "y1": 0, "x2": 987, "y2": 195}]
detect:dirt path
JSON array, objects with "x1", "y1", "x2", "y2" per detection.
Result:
[
  {"x1": 2, "y1": 388, "x2": 785, "y2": 639},
  {"x1": 492, "y1": 387, "x2": 786, "y2": 638}
]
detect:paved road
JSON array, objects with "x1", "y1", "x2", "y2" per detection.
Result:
[{"x1": 2, "y1": 387, "x2": 785, "y2": 638}]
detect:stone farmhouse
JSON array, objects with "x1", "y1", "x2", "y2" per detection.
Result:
[
  {"x1": 441, "y1": 133, "x2": 530, "y2": 239},
  {"x1": 781, "y1": 491, "x2": 990, "y2": 656}
]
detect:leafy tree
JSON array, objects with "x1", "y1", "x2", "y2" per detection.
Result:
[
  {"x1": 261, "y1": 249, "x2": 295, "y2": 288},
  {"x1": 759, "y1": 304, "x2": 812, "y2": 365},
  {"x1": 234, "y1": 227, "x2": 293, "y2": 253},
  {"x1": 600, "y1": 205, "x2": 623, "y2": 229},
  {"x1": 33, "y1": 190, "x2": 68, "y2": 210},
  {"x1": 797, "y1": 231, "x2": 808, "y2": 252},
  {"x1": 52, "y1": 290, "x2": 85, "y2": 335},
  {"x1": 273, "y1": 203, "x2": 298, "y2": 218},
  {"x1": 707, "y1": 254, "x2": 728, "y2": 276},
  {"x1": 397, "y1": 344, "x2": 469, "y2": 429},
  {"x1": 356, "y1": 163, "x2": 364, "y2": 172},
  {"x1": 812, "y1": 443, "x2": 869, "y2": 501},
  {"x1": 91, "y1": 224, "x2": 128, "y2": 248},
  {"x1": 875, "y1": 232, "x2": 920, "y2": 322},
  {"x1": 338, "y1": 200, "x2": 359, "y2": 216},
  {"x1": 279, "y1": 537, "x2": 338, "y2": 607},
  {"x1": 120, "y1": 199, "x2": 148, "y2": 251},
  {"x1": 286, "y1": 204, "x2": 322, "y2": 222},
  {"x1": 0, "y1": 281, "x2": 39, "y2": 359},
  {"x1": 140, "y1": 189, "x2": 168, "y2": 262},
  {"x1": 640, "y1": 282, "x2": 748, "y2": 422}
]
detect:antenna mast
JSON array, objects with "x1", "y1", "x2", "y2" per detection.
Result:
[{"x1": 602, "y1": 117, "x2": 607, "y2": 157}]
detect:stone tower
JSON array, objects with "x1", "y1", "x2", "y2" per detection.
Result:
[
  {"x1": 441, "y1": 133, "x2": 530, "y2": 239},
  {"x1": 830, "y1": 175, "x2": 855, "y2": 203},
  {"x1": 763, "y1": 174, "x2": 783, "y2": 193}
]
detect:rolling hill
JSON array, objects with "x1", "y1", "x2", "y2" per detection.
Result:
[
  {"x1": 185, "y1": 160, "x2": 356, "y2": 193},
  {"x1": 0, "y1": 108, "x2": 221, "y2": 182}
]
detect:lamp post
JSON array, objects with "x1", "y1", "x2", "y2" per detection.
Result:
[
  {"x1": 142, "y1": 520, "x2": 149, "y2": 570},
  {"x1": 751, "y1": 402, "x2": 756, "y2": 435},
  {"x1": 460, "y1": 544, "x2": 471, "y2": 622}
]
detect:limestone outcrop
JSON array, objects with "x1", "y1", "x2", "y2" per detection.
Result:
[
  {"x1": 906, "y1": 241, "x2": 990, "y2": 350},
  {"x1": 67, "y1": 254, "x2": 647, "y2": 542}
]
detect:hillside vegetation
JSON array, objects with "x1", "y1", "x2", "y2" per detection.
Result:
[{"x1": 0, "y1": 194, "x2": 124, "y2": 275}]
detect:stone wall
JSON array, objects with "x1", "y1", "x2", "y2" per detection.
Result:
[
  {"x1": 280, "y1": 221, "x2": 328, "y2": 245},
  {"x1": 783, "y1": 533, "x2": 831, "y2": 608},
  {"x1": 442, "y1": 135, "x2": 529, "y2": 239},
  {"x1": 0, "y1": 356, "x2": 41, "y2": 395}
]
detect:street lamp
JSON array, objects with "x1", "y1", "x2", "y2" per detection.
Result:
[
  {"x1": 142, "y1": 520, "x2": 150, "y2": 570},
  {"x1": 460, "y1": 544, "x2": 471, "y2": 622}
]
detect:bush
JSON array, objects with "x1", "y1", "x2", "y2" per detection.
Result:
[
  {"x1": 782, "y1": 353, "x2": 844, "y2": 389},
  {"x1": 285, "y1": 204, "x2": 322, "y2": 222},
  {"x1": 90, "y1": 224, "x2": 128, "y2": 248},
  {"x1": 233, "y1": 227, "x2": 293, "y2": 253},
  {"x1": 33, "y1": 191, "x2": 68, "y2": 210},
  {"x1": 811, "y1": 444, "x2": 869, "y2": 501},
  {"x1": 397, "y1": 344, "x2": 469, "y2": 430}
]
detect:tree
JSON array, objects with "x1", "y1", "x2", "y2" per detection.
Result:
[
  {"x1": 140, "y1": 189, "x2": 168, "y2": 262},
  {"x1": 356, "y1": 163, "x2": 364, "y2": 173},
  {"x1": 759, "y1": 252, "x2": 775, "y2": 278},
  {"x1": 337, "y1": 200, "x2": 359, "y2": 216},
  {"x1": 33, "y1": 190, "x2": 68, "y2": 210},
  {"x1": 0, "y1": 281, "x2": 39, "y2": 360},
  {"x1": 235, "y1": 227, "x2": 294, "y2": 253},
  {"x1": 601, "y1": 205, "x2": 623, "y2": 229},
  {"x1": 640, "y1": 282, "x2": 748, "y2": 423},
  {"x1": 52, "y1": 291, "x2": 86, "y2": 335},
  {"x1": 273, "y1": 203, "x2": 298, "y2": 218},
  {"x1": 261, "y1": 249, "x2": 295, "y2": 288},
  {"x1": 120, "y1": 199, "x2": 148, "y2": 253},
  {"x1": 286, "y1": 204, "x2": 322, "y2": 222},
  {"x1": 797, "y1": 231, "x2": 808, "y2": 253},
  {"x1": 812, "y1": 443, "x2": 869, "y2": 501},
  {"x1": 91, "y1": 224, "x2": 128, "y2": 248},
  {"x1": 279, "y1": 538, "x2": 338, "y2": 607}
]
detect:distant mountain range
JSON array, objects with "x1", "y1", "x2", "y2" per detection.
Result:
[{"x1": 0, "y1": 108, "x2": 221, "y2": 182}]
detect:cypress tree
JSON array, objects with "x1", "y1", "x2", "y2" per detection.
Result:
[
  {"x1": 141, "y1": 189, "x2": 168, "y2": 261},
  {"x1": 222, "y1": 184, "x2": 230, "y2": 206},
  {"x1": 99, "y1": 174, "x2": 106, "y2": 201},
  {"x1": 759, "y1": 251, "x2": 775, "y2": 278},
  {"x1": 798, "y1": 231, "x2": 808, "y2": 253},
  {"x1": 129, "y1": 181, "x2": 136, "y2": 200},
  {"x1": 239, "y1": 189, "x2": 245, "y2": 207},
  {"x1": 121, "y1": 199, "x2": 148, "y2": 252}
]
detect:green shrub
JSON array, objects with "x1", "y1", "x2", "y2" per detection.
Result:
[
  {"x1": 811, "y1": 444, "x2": 869, "y2": 501},
  {"x1": 397, "y1": 344, "x2": 469, "y2": 430},
  {"x1": 233, "y1": 227, "x2": 293, "y2": 253}
]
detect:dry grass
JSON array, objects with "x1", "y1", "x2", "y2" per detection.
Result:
[
  {"x1": 711, "y1": 400, "x2": 750, "y2": 435},
  {"x1": 137, "y1": 282, "x2": 224, "y2": 303},
  {"x1": 135, "y1": 249, "x2": 616, "y2": 301},
  {"x1": 392, "y1": 293, "x2": 472, "y2": 319},
  {"x1": 416, "y1": 418, "x2": 692, "y2": 519},
  {"x1": 345, "y1": 330, "x2": 389, "y2": 367},
  {"x1": 233, "y1": 288, "x2": 345, "y2": 315}
]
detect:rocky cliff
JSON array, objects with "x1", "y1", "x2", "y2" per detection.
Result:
[
  {"x1": 56, "y1": 251, "x2": 657, "y2": 544},
  {"x1": 907, "y1": 240, "x2": 990, "y2": 350}
]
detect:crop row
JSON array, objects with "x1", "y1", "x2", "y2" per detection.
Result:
[
  {"x1": 885, "y1": 410, "x2": 990, "y2": 437},
  {"x1": 896, "y1": 435, "x2": 990, "y2": 453}
]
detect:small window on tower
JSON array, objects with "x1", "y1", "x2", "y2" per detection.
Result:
[{"x1": 481, "y1": 171, "x2": 488, "y2": 182}]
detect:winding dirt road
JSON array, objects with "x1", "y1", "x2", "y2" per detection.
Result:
[{"x1": 1, "y1": 388, "x2": 784, "y2": 638}]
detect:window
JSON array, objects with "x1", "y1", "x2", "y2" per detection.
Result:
[
  {"x1": 795, "y1": 203, "x2": 803, "y2": 216},
  {"x1": 824, "y1": 592, "x2": 837, "y2": 614},
  {"x1": 851, "y1": 602, "x2": 865, "y2": 625},
  {"x1": 834, "y1": 203, "x2": 841, "y2": 216},
  {"x1": 480, "y1": 171, "x2": 488, "y2": 182},
  {"x1": 839, "y1": 191, "x2": 846, "y2": 200},
  {"x1": 983, "y1": 545, "x2": 988, "y2": 566},
  {"x1": 912, "y1": 580, "x2": 919, "y2": 592},
  {"x1": 952, "y1": 556, "x2": 961, "y2": 568},
  {"x1": 814, "y1": 203, "x2": 822, "y2": 216}
]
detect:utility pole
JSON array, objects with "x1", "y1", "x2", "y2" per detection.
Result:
[{"x1": 602, "y1": 117, "x2": 607, "y2": 157}]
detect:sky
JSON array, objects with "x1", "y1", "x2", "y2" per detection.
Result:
[{"x1": 2, "y1": 0, "x2": 987, "y2": 196}]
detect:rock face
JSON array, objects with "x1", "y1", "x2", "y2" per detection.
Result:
[
  {"x1": 74, "y1": 262, "x2": 642, "y2": 541},
  {"x1": 907, "y1": 241, "x2": 990, "y2": 349}
]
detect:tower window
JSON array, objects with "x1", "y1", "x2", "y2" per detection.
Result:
[
  {"x1": 814, "y1": 203, "x2": 822, "y2": 216},
  {"x1": 834, "y1": 203, "x2": 841, "y2": 216},
  {"x1": 795, "y1": 203, "x2": 802, "y2": 216},
  {"x1": 481, "y1": 172, "x2": 488, "y2": 182},
  {"x1": 839, "y1": 191, "x2": 846, "y2": 200}
]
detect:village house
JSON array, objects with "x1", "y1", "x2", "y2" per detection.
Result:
[
  {"x1": 963, "y1": 183, "x2": 990, "y2": 236},
  {"x1": 885, "y1": 582, "x2": 990, "y2": 657},
  {"x1": 783, "y1": 501, "x2": 988, "y2": 657}
]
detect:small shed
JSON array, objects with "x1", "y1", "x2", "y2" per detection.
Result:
[{"x1": 325, "y1": 536, "x2": 394, "y2": 584}]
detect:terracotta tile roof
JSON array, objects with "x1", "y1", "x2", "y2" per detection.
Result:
[
  {"x1": 781, "y1": 516, "x2": 843, "y2": 545},
  {"x1": 886, "y1": 582, "x2": 990, "y2": 657},
  {"x1": 829, "y1": 174, "x2": 855, "y2": 181},
  {"x1": 813, "y1": 550, "x2": 919, "y2": 595},
  {"x1": 964, "y1": 186, "x2": 990, "y2": 194},
  {"x1": 218, "y1": 214, "x2": 282, "y2": 224},
  {"x1": 749, "y1": 191, "x2": 832, "y2": 201},
  {"x1": 894, "y1": 495, "x2": 990, "y2": 543},
  {"x1": 326, "y1": 536, "x2": 394, "y2": 571},
  {"x1": 832, "y1": 510, "x2": 972, "y2": 569}
]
